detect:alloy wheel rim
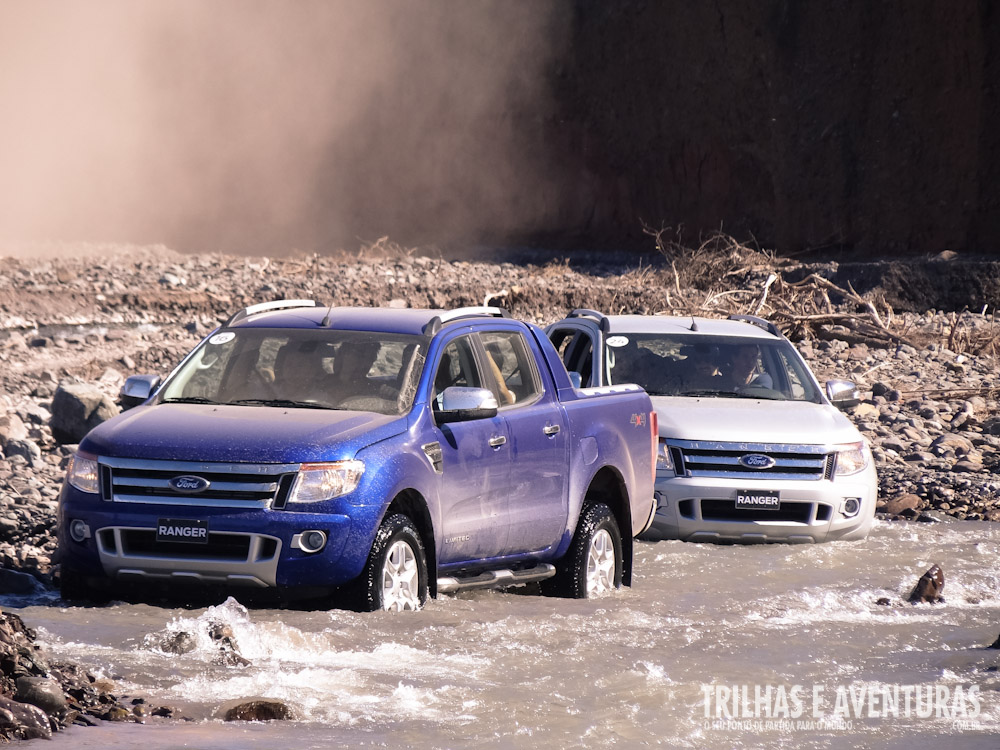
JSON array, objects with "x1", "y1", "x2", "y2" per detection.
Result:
[
  {"x1": 381, "y1": 539, "x2": 421, "y2": 611},
  {"x1": 586, "y1": 528, "x2": 616, "y2": 595}
]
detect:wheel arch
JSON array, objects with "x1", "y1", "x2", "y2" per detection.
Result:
[
  {"x1": 582, "y1": 465, "x2": 633, "y2": 587},
  {"x1": 384, "y1": 489, "x2": 438, "y2": 597}
]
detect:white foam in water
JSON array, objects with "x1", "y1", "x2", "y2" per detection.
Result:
[
  {"x1": 637, "y1": 661, "x2": 675, "y2": 684},
  {"x1": 18, "y1": 521, "x2": 1000, "y2": 748},
  {"x1": 126, "y1": 597, "x2": 492, "y2": 724}
]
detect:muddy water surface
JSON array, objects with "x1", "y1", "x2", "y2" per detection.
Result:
[{"x1": 9, "y1": 519, "x2": 1000, "y2": 749}]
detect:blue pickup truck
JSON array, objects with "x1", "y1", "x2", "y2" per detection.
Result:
[{"x1": 57, "y1": 302, "x2": 656, "y2": 611}]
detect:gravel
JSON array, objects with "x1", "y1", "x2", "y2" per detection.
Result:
[{"x1": 1, "y1": 243, "x2": 998, "y2": 587}]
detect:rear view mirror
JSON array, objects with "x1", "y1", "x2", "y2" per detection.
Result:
[
  {"x1": 436, "y1": 386, "x2": 499, "y2": 424},
  {"x1": 826, "y1": 379, "x2": 861, "y2": 410},
  {"x1": 119, "y1": 374, "x2": 162, "y2": 410}
]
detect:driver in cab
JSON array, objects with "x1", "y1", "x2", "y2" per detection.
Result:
[{"x1": 721, "y1": 344, "x2": 773, "y2": 391}]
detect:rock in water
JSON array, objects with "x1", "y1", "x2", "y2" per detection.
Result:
[
  {"x1": 222, "y1": 700, "x2": 294, "y2": 722},
  {"x1": 908, "y1": 564, "x2": 944, "y2": 603}
]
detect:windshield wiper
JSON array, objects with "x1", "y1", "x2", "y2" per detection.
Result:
[
  {"x1": 161, "y1": 396, "x2": 222, "y2": 405},
  {"x1": 677, "y1": 389, "x2": 784, "y2": 400},
  {"x1": 732, "y1": 390, "x2": 784, "y2": 401},
  {"x1": 227, "y1": 398, "x2": 332, "y2": 410}
]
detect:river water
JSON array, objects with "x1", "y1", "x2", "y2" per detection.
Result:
[{"x1": 7, "y1": 518, "x2": 1000, "y2": 749}]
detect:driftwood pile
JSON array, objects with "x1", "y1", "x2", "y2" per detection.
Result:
[{"x1": 644, "y1": 229, "x2": 1000, "y2": 360}]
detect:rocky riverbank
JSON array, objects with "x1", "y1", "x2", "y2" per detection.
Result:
[
  {"x1": 0, "y1": 241, "x2": 998, "y2": 739},
  {"x1": 1, "y1": 242, "x2": 999, "y2": 590}
]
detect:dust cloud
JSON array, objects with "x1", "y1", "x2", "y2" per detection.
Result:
[{"x1": 0, "y1": 1, "x2": 568, "y2": 256}]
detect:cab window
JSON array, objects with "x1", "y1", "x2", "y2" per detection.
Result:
[
  {"x1": 432, "y1": 336, "x2": 483, "y2": 408},
  {"x1": 549, "y1": 327, "x2": 594, "y2": 387},
  {"x1": 480, "y1": 330, "x2": 542, "y2": 407}
]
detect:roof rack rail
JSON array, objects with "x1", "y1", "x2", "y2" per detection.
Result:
[
  {"x1": 225, "y1": 299, "x2": 317, "y2": 326},
  {"x1": 422, "y1": 306, "x2": 509, "y2": 336},
  {"x1": 728, "y1": 313, "x2": 783, "y2": 338},
  {"x1": 566, "y1": 308, "x2": 611, "y2": 333}
]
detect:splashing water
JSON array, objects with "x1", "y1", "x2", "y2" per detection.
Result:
[{"x1": 11, "y1": 518, "x2": 1000, "y2": 749}]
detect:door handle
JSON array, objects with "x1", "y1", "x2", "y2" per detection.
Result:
[
  {"x1": 489, "y1": 435, "x2": 507, "y2": 448},
  {"x1": 543, "y1": 424, "x2": 561, "y2": 436}
]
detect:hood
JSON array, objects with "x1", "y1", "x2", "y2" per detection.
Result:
[
  {"x1": 80, "y1": 403, "x2": 407, "y2": 463},
  {"x1": 652, "y1": 396, "x2": 864, "y2": 446}
]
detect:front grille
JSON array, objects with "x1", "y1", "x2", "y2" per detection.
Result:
[
  {"x1": 700, "y1": 499, "x2": 814, "y2": 523},
  {"x1": 669, "y1": 439, "x2": 831, "y2": 481},
  {"x1": 118, "y1": 529, "x2": 253, "y2": 560},
  {"x1": 98, "y1": 527, "x2": 279, "y2": 562},
  {"x1": 97, "y1": 457, "x2": 300, "y2": 509},
  {"x1": 677, "y1": 498, "x2": 834, "y2": 525}
]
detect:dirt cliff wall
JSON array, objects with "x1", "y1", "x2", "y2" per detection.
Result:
[{"x1": 547, "y1": 1, "x2": 999, "y2": 257}]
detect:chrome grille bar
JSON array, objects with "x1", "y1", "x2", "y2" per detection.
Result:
[
  {"x1": 668, "y1": 439, "x2": 831, "y2": 481},
  {"x1": 97, "y1": 457, "x2": 299, "y2": 508}
]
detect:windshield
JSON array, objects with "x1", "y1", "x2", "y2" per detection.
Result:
[
  {"x1": 158, "y1": 328, "x2": 428, "y2": 415},
  {"x1": 605, "y1": 333, "x2": 823, "y2": 402}
]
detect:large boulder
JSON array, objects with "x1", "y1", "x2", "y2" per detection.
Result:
[
  {"x1": 49, "y1": 383, "x2": 119, "y2": 444},
  {"x1": 0, "y1": 696, "x2": 52, "y2": 740},
  {"x1": 0, "y1": 569, "x2": 41, "y2": 595},
  {"x1": 3, "y1": 439, "x2": 41, "y2": 467},
  {"x1": 0, "y1": 414, "x2": 28, "y2": 449},
  {"x1": 882, "y1": 493, "x2": 921, "y2": 516},
  {"x1": 14, "y1": 676, "x2": 67, "y2": 719},
  {"x1": 930, "y1": 433, "x2": 974, "y2": 456}
]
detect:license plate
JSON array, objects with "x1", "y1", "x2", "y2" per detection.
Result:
[
  {"x1": 156, "y1": 518, "x2": 209, "y2": 543},
  {"x1": 735, "y1": 490, "x2": 781, "y2": 511}
]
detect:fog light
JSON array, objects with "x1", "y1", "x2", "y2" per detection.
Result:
[
  {"x1": 843, "y1": 498, "x2": 861, "y2": 517},
  {"x1": 69, "y1": 519, "x2": 91, "y2": 542},
  {"x1": 293, "y1": 530, "x2": 327, "y2": 553}
]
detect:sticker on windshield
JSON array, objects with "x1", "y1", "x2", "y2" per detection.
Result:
[
  {"x1": 606, "y1": 336, "x2": 630, "y2": 348},
  {"x1": 208, "y1": 332, "x2": 235, "y2": 346}
]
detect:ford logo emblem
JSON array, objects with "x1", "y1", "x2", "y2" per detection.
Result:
[
  {"x1": 168, "y1": 475, "x2": 211, "y2": 494},
  {"x1": 739, "y1": 454, "x2": 775, "y2": 470}
]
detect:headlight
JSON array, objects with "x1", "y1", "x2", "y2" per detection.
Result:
[
  {"x1": 67, "y1": 453, "x2": 100, "y2": 494},
  {"x1": 834, "y1": 441, "x2": 870, "y2": 476},
  {"x1": 288, "y1": 460, "x2": 365, "y2": 504},
  {"x1": 656, "y1": 439, "x2": 674, "y2": 472}
]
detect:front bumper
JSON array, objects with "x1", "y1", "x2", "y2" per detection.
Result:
[
  {"x1": 638, "y1": 468, "x2": 877, "y2": 544},
  {"x1": 57, "y1": 484, "x2": 379, "y2": 595}
]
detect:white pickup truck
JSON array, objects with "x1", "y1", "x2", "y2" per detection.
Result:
[{"x1": 547, "y1": 311, "x2": 877, "y2": 544}]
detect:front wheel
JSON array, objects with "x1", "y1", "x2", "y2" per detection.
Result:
[
  {"x1": 58, "y1": 567, "x2": 109, "y2": 604},
  {"x1": 543, "y1": 503, "x2": 623, "y2": 599},
  {"x1": 351, "y1": 514, "x2": 428, "y2": 612}
]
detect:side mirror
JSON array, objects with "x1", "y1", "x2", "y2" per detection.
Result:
[
  {"x1": 119, "y1": 374, "x2": 162, "y2": 410},
  {"x1": 436, "y1": 386, "x2": 499, "y2": 424},
  {"x1": 826, "y1": 379, "x2": 861, "y2": 410},
  {"x1": 568, "y1": 371, "x2": 583, "y2": 389}
]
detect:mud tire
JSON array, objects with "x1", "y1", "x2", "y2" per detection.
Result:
[
  {"x1": 350, "y1": 514, "x2": 428, "y2": 612},
  {"x1": 543, "y1": 502, "x2": 623, "y2": 599}
]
